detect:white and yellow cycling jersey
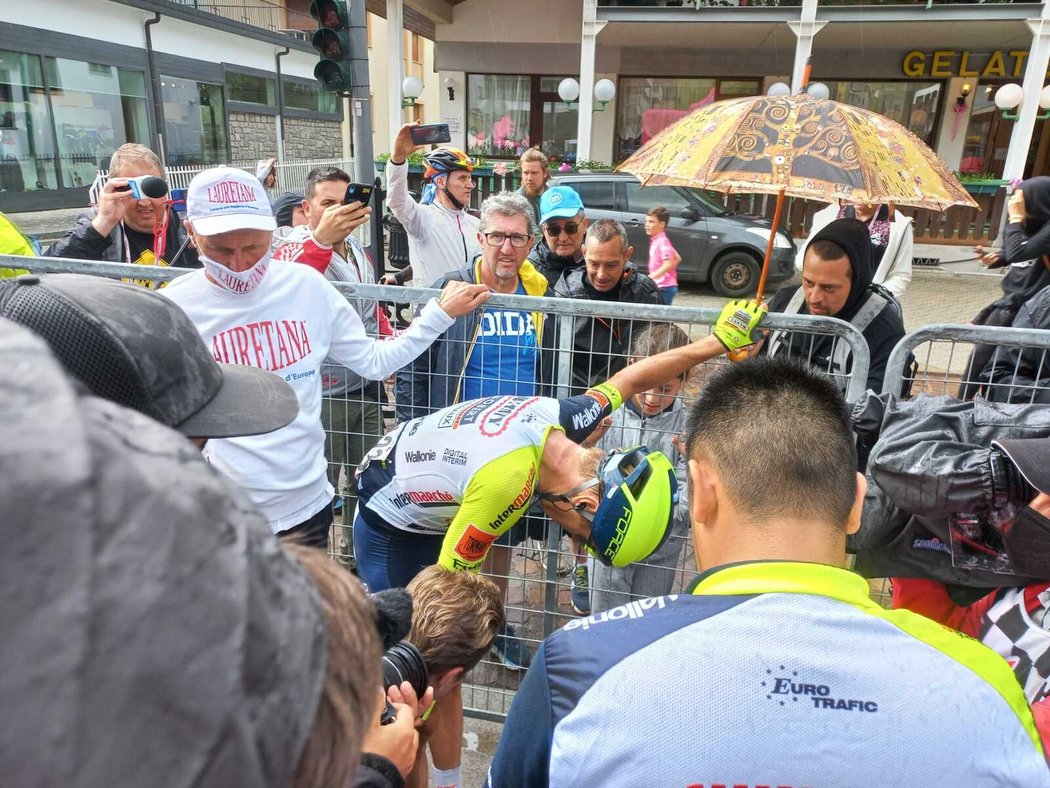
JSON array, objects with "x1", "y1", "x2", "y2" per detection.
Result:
[{"x1": 356, "y1": 382, "x2": 623, "y2": 571}]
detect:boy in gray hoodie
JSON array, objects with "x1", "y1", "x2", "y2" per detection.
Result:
[{"x1": 591, "y1": 323, "x2": 692, "y2": 613}]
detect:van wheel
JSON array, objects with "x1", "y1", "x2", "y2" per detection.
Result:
[{"x1": 710, "y1": 251, "x2": 760, "y2": 297}]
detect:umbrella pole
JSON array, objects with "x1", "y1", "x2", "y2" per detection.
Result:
[
  {"x1": 727, "y1": 190, "x2": 786, "y2": 363},
  {"x1": 755, "y1": 188, "x2": 786, "y2": 303}
]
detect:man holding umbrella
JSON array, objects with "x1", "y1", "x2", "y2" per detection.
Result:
[{"x1": 755, "y1": 217, "x2": 906, "y2": 395}]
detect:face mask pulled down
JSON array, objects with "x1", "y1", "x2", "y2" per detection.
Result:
[{"x1": 201, "y1": 250, "x2": 271, "y2": 295}]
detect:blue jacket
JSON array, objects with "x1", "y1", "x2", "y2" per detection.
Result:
[
  {"x1": 486, "y1": 561, "x2": 1048, "y2": 788},
  {"x1": 393, "y1": 258, "x2": 553, "y2": 422}
]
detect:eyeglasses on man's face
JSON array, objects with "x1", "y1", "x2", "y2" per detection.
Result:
[
  {"x1": 543, "y1": 221, "x2": 581, "y2": 238},
  {"x1": 483, "y1": 232, "x2": 531, "y2": 248}
]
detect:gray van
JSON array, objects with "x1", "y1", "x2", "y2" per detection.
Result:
[{"x1": 549, "y1": 172, "x2": 796, "y2": 297}]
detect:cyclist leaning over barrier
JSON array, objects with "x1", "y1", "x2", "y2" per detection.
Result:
[{"x1": 352, "y1": 299, "x2": 768, "y2": 593}]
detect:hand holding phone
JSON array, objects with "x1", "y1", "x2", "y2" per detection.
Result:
[
  {"x1": 344, "y1": 182, "x2": 374, "y2": 206},
  {"x1": 409, "y1": 123, "x2": 452, "y2": 146}
]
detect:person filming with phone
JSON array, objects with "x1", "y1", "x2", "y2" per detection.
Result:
[
  {"x1": 384, "y1": 123, "x2": 480, "y2": 288},
  {"x1": 45, "y1": 143, "x2": 200, "y2": 279},
  {"x1": 273, "y1": 166, "x2": 385, "y2": 532}
]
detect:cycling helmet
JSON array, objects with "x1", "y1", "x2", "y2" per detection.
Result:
[
  {"x1": 422, "y1": 147, "x2": 475, "y2": 180},
  {"x1": 586, "y1": 447, "x2": 678, "y2": 568}
]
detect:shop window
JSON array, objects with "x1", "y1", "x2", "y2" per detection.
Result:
[
  {"x1": 0, "y1": 51, "x2": 150, "y2": 193},
  {"x1": 467, "y1": 74, "x2": 531, "y2": 158},
  {"x1": 615, "y1": 77, "x2": 759, "y2": 163},
  {"x1": 283, "y1": 78, "x2": 339, "y2": 114},
  {"x1": 824, "y1": 80, "x2": 941, "y2": 147},
  {"x1": 161, "y1": 75, "x2": 228, "y2": 167},
  {"x1": 960, "y1": 81, "x2": 1011, "y2": 178},
  {"x1": 226, "y1": 72, "x2": 276, "y2": 107},
  {"x1": 0, "y1": 50, "x2": 55, "y2": 192},
  {"x1": 537, "y1": 76, "x2": 576, "y2": 162}
]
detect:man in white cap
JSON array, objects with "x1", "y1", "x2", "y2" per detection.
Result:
[{"x1": 162, "y1": 166, "x2": 489, "y2": 546}]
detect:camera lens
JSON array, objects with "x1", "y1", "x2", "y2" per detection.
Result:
[{"x1": 381, "y1": 641, "x2": 428, "y2": 697}]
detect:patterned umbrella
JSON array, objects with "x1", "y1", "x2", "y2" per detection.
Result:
[
  {"x1": 619, "y1": 92, "x2": 975, "y2": 210},
  {"x1": 618, "y1": 92, "x2": 976, "y2": 299}
]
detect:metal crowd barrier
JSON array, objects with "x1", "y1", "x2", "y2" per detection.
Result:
[
  {"x1": 882, "y1": 323, "x2": 1050, "y2": 402},
  {"x1": 8, "y1": 255, "x2": 871, "y2": 723}
]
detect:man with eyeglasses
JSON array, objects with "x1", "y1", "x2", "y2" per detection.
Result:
[
  {"x1": 527, "y1": 186, "x2": 588, "y2": 287},
  {"x1": 394, "y1": 192, "x2": 552, "y2": 423},
  {"x1": 394, "y1": 191, "x2": 553, "y2": 673}
]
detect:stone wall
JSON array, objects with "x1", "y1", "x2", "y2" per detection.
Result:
[
  {"x1": 228, "y1": 111, "x2": 278, "y2": 162},
  {"x1": 284, "y1": 117, "x2": 343, "y2": 159}
]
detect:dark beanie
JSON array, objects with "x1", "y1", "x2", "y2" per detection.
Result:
[
  {"x1": 806, "y1": 217, "x2": 874, "y2": 321},
  {"x1": 273, "y1": 192, "x2": 304, "y2": 228}
]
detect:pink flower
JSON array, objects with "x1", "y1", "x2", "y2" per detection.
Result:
[
  {"x1": 558, "y1": 162, "x2": 572, "y2": 172},
  {"x1": 493, "y1": 162, "x2": 508, "y2": 176}
]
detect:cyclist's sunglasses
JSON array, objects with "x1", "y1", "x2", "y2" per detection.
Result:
[{"x1": 537, "y1": 477, "x2": 599, "y2": 522}]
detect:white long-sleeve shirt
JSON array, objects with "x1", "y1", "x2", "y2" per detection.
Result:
[
  {"x1": 162, "y1": 259, "x2": 453, "y2": 531},
  {"x1": 386, "y1": 159, "x2": 481, "y2": 287}
]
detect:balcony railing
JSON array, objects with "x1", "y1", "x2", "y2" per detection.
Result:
[{"x1": 171, "y1": 0, "x2": 313, "y2": 40}]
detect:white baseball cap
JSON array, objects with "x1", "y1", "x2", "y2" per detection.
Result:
[{"x1": 186, "y1": 166, "x2": 277, "y2": 236}]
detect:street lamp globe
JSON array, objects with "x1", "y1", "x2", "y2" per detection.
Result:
[
  {"x1": 594, "y1": 79, "x2": 616, "y2": 104},
  {"x1": 807, "y1": 82, "x2": 830, "y2": 101},
  {"x1": 767, "y1": 82, "x2": 790, "y2": 97},
  {"x1": 558, "y1": 78, "x2": 581, "y2": 103},
  {"x1": 1040, "y1": 85, "x2": 1050, "y2": 110},
  {"x1": 995, "y1": 83, "x2": 1024, "y2": 111},
  {"x1": 402, "y1": 75, "x2": 423, "y2": 102}
]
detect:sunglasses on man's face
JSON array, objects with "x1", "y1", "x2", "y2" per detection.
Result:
[{"x1": 543, "y1": 221, "x2": 581, "y2": 237}]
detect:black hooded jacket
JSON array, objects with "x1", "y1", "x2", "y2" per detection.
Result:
[
  {"x1": 1004, "y1": 176, "x2": 1050, "y2": 264},
  {"x1": 766, "y1": 217, "x2": 906, "y2": 394},
  {"x1": 527, "y1": 237, "x2": 583, "y2": 287}
]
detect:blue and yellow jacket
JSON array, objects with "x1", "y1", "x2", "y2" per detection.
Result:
[
  {"x1": 393, "y1": 257, "x2": 553, "y2": 421},
  {"x1": 488, "y1": 561, "x2": 1049, "y2": 788}
]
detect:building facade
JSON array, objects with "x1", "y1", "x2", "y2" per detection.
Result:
[
  {"x1": 0, "y1": 0, "x2": 443, "y2": 212},
  {"x1": 429, "y1": 0, "x2": 1050, "y2": 184}
]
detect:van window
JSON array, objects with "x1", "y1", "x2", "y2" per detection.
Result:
[
  {"x1": 571, "y1": 180, "x2": 618, "y2": 211},
  {"x1": 624, "y1": 183, "x2": 692, "y2": 217}
]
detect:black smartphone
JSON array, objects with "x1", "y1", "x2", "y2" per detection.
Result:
[
  {"x1": 343, "y1": 182, "x2": 374, "y2": 206},
  {"x1": 410, "y1": 123, "x2": 452, "y2": 146}
]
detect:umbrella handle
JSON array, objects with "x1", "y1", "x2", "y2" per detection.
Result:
[{"x1": 755, "y1": 188, "x2": 786, "y2": 303}]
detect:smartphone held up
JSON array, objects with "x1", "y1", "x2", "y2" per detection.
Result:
[
  {"x1": 410, "y1": 123, "x2": 452, "y2": 146},
  {"x1": 343, "y1": 182, "x2": 375, "y2": 206}
]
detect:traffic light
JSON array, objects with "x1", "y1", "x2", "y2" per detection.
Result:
[{"x1": 310, "y1": 0, "x2": 351, "y2": 94}]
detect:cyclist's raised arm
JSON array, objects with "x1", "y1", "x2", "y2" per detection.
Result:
[{"x1": 604, "y1": 299, "x2": 768, "y2": 405}]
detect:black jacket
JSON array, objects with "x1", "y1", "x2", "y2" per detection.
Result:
[
  {"x1": 552, "y1": 263, "x2": 662, "y2": 392},
  {"x1": 45, "y1": 207, "x2": 200, "y2": 269},
  {"x1": 527, "y1": 237, "x2": 583, "y2": 289},
  {"x1": 393, "y1": 258, "x2": 554, "y2": 422},
  {"x1": 765, "y1": 218, "x2": 906, "y2": 394},
  {"x1": 1002, "y1": 176, "x2": 1050, "y2": 264},
  {"x1": 980, "y1": 285, "x2": 1050, "y2": 405},
  {"x1": 977, "y1": 226, "x2": 1050, "y2": 323},
  {"x1": 850, "y1": 391, "x2": 1050, "y2": 587},
  {"x1": 766, "y1": 283, "x2": 906, "y2": 395}
]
